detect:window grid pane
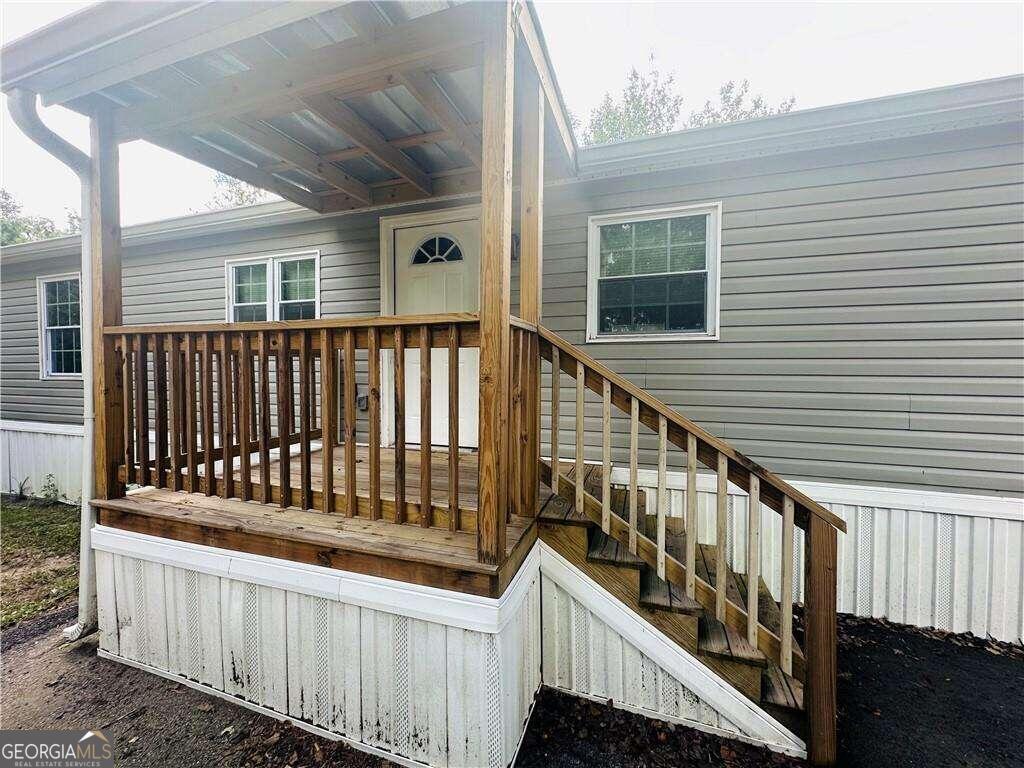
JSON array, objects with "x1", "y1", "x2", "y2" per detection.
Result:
[
  {"x1": 43, "y1": 278, "x2": 82, "y2": 374},
  {"x1": 596, "y1": 212, "x2": 710, "y2": 336}
]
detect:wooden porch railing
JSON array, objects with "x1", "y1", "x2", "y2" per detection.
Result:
[
  {"x1": 107, "y1": 314, "x2": 481, "y2": 532},
  {"x1": 534, "y1": 324, "x2": 845, "y2": 761}
]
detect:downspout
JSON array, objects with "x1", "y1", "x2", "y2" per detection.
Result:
[{"x1": 8, "y1": 89, "x2": 97, "y2": 640}]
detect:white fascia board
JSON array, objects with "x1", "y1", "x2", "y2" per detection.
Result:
[
  {"x1": 0, "y1": 419, "x2": 85, "y2": 436},
  {"x1": 90, "y1": 525, "x2": 538, "y2": 634}
]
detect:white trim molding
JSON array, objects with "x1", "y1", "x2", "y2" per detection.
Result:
[
  {"x1": 224, "y1": 249, "x2": 321, "y2": 322},
  {"x1": 586, "y1": 201, "x2": 722, "y2": 343},
  {"x1": 0, "y1": 419, "x2": 84, "y2": 436},
  {"x1": 36, "y1": 270, "x2": 84, "y2": 380}
]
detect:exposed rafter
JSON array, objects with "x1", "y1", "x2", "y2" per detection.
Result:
[
  {"x1": 221, "y1": 116, "x2": 372, "y2": 203},
  {"x1": 300, "y1": 94, "x2": 433, "y2": 195},
  {"x1": 112, "y1": 3, "x2": 486, "y2": 142},
  {"x1": 338, "y1": 3, "x2": 483, "y2": 170},
  {"x1": 319, "y1": 167, "x2": 480, "y2": 213},
  {"x1": 154, "y1": 133, "x2": 323, "y2": 212}
]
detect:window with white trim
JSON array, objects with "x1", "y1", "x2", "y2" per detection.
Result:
[
  {"x1": 226, "y1": 252, "x2": 319, "y2": 322},
  {"x1": 587, "y1": 203, "x2": 721, "y2": 341},
  {"x1": 38, "y1": 274, "x2": 82, "y2": 378}
]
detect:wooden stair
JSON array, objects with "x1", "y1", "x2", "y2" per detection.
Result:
[{"x1": 538, "y1": 461, "x2": 806, "y2": 734}]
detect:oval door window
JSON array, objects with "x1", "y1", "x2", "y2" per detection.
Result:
[{"x1": 411, "y1": 235, "x2": 464, "y2": 265}]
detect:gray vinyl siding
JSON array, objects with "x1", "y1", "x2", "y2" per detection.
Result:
[
  {"x1": 2, "y1": 118, "x2": 1021, "y2": 498},
  {"x1": 540, "y1": 122, "x2": 1024, "y2": 497},
  {"x1": 1, "y1": 256, "x2": 84, "y2": 423}
]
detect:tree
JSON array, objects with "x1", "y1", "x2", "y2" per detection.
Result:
[
  {"x1": 687, "y1": 79, "x2": 796, "y2": 129},
  {"x1": 1, "y1": 189, "x2": 80, "y2": 246},
  {"x1": 199, "y1": 172, "x2": 277, "y2": 211},
  {"x1": 580, "y1": 57, "x2": 684, "y2": 146},
  {"x1": 578, "y1": 59, "x2": 796, "y2": 146}
]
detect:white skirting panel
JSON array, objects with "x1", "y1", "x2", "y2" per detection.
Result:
[
  {"x1": 537, "y1": 543, "x2": 806, "y2": 757},
  {"x1": 93, "y1": 527, "x2": 542, "y2": 768},
  {"x1": 610, "y1": 467, "x2": 1024, "y2": 643},
  {"x1": 0, "y1": 420, "x2": 83, "y2": 501}
]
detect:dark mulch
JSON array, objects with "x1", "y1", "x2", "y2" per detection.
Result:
[
  {"x1": 515, "y1": 688, "x2": 802, "y2": 768},
  {"x1": 0, "y1": 601, "x2": 76, "y2": 653},
  {"x1": 834, "y1": 614, "x2": 1024, "y2": 768}
]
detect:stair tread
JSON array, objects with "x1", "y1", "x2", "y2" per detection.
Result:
[
  {"x1": 639, "y1": 566, "x2": 703, "y2": 615},
  {"x1": 587, "y1": 528, "x2": 644, "y2": 568},
  {"x1": 762, "y1": 664, "x2": 804, "y2": 711},
  {"x1": 538, "y1": 489, "x2": 590, "y2": 525},
  {"x1": 698, "y1": 616, "x2": 767, "y2": 667}
]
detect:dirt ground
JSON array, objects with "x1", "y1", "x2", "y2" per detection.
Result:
[{"x1": 3, "y1": 602, "x2": 1022, "y2": 768}]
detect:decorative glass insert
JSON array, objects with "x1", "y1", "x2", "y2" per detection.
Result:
[
  {"x1": 411, "y1": 235, "x2": 463, "y2": 265},
  {"x1": 277, "y1": 258, "x2": 316, "y2": 320},
  {"x1": 596, "y1": 213, "x2": 710, "y2": 335},
  {"x1": 232, "y1": 262, "x2": 268, "y2": 321},
  {"x1": 42, "y1": 277, "x2": 82, "y2": 375}
]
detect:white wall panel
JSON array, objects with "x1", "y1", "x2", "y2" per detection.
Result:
[
  {"x1": 612, "y1": 467, "x2": 1024, "y2": 642},
  {"x1": 96, "y1": 530, "x2": 542, "y2": 768},
  {"x1": 0, "y1": 422, "x2": 83, "y2": 500}
]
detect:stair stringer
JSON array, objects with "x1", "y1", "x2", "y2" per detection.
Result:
[{"x1": 538, "y1": 541, "x2": 806, "y2": 758}]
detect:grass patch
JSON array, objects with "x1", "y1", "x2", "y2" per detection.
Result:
[{"x1": 1, "y1": 498, "x2": 80, "y2": 628}]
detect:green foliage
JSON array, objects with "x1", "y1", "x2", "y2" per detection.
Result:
[
  {"x1": 580, "y1": 57, "x2": 684, "y2": 146},
  {"x1": 1, "y1": 188, "x2": 80, "y2": 246},
  {"x1": 578, "y1": 59, "x2": 796, "y2": 146},
  {"x1": 38, "y1": 474, "x2": 61, "y2": 503},
  {"x1": 687, "y1": 79, "x2": 796, "y2": 129},
  {"x1": 199, "y1": 172, "x2": 276, "y2": 211}
]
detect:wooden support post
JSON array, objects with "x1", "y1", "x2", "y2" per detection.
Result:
[
  {"x1": 519, "y1": 68, "x2": 544, "y2": 518},
  {"x1": 476, "y1": 1, "x2": 514, "y2": 565},
  {"x1": 90, "y1": 111, "x2": 125, "y2": 499},
  {"x1": 806, "y1": 514, "x2": 839, "y2": 766}
]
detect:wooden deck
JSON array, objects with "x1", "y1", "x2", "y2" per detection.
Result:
[{"x1": 96, "y1": 445, "x2": 548, "y2": 597}]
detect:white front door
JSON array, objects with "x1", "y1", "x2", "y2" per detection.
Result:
[{"x1": 392, "y1": 213, "x2": 480, "y2": 448}]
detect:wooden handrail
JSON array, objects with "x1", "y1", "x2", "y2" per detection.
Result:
[
  {"x1": 538, "y1": 325, "x2": 845, "y2": 533},
  {"x1": 103, "y1": 312, "x2": 481, "y2": 336}
]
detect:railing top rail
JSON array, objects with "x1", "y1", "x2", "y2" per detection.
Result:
[
  {"x1": 104, "y1": 312, "x2": 481, "y2": 336},
  {"x1": 538, "y1": 324, "x2": 846, "y2": 534},
  {"x1": 509, "y1": 315, "x2": 538, "y2": 333}
]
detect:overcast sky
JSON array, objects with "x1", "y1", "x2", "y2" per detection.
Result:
[{"x1": 1, "y1": 1, "x2": 1021, "y2": 227}]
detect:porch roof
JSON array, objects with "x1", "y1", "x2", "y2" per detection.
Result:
[{"x1": 1, "y1": 1, "x2": 577, "y2": 214}]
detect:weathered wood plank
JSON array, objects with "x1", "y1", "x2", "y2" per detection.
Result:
[
  {"x1": 343, "y1": 328, "x2": 357, "y2": 517},
  {"x1": 298, "y1": 330, "x2": 313, "y2": 510},
  {"x1": 448, "y1": 323, "x2": 459, "y2": 530},
  {"x1": 393, "y1": 326, "x2": 406, "y2": 523},
  {"x1": 419, "y1": 325, "x2": 432, "y2": 527},
  {"x1": 276, "y1": 330, "x2": 292, "y2": 508},
  {"x1": 320, "y1": 329, "x2": 335, "y2": 514},
  {"x1": 258, "y1": 331, "x2": 272, "y2": 503}
]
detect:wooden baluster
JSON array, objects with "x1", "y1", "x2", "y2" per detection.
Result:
[
  {"x1": 218, "y1": 331, "x2": 234, "y2": 500},
  {"x1": 601, "y1": 379, "x2": 611, "y2": 534},
  {"x1": 509, "y1": 327, "x2": 524, "y2": 520},
  {"x1": 167, "y1": 334, "x2": 182, "y2": 492},
  {"x1": 276, "y1": 331, "x2": 291, "y2": 508},
  {"x1": 746, "y1": 474, "x2": 761, "y2": 646},
  {"x1": 550, "y1": 346, "x2": 559, "y2": 478},
  {"x1": 134, "y1": 333, "x2": 149, "y2": 487},
  {"x1": 320, "y1": 329, "x2": 335, "y2": 514},
  {"x1": 201, "y1": 332, "x2": 214, "y2": 495},
  {"x1": 574, "y1": 358, "x2": 584, "y2": 520},
  {"x1": 343, "y1": 329, "x2": 357, "y2": 517},
  {"x1": 523, "y1": 331, "x2": 540, "y2": 518},
  {"x1": 258, "y1": 331, "x2": 272, "y2": 503},
  {"x1": 715, "y1": 452, "x2": 729, "y2": 621},
  {"x1": 419, "y1": 325, "x2": 431, "y2": 527},
  {"x1": 238, "y1": 332, "x2": 253, "y2": 503},
  {"x1": 249, "y1": 343, "x2": 258, "y2": 440},
  {"x1": 185, "y1": 334, "x2": 198, "y2": 493},
  {"x1": 394, "y1": 328, "x2": 406, "y2": 522},
  {"x1": 628, "y1": 396, "x2": 639, "y2": 554},
  {"x1": 656, "y1": 416, "x2": 668, "y2": 579},
  {"x1": 806, "y1": 513, "x2": 838, "y2": 766},
  {"x1": 232, "y1": 342, "x2": 241, "y2": 458},
  {"x1": 520, "y1": 332, "x2": 533, "y2": 517},
  {"x1": 368, "y1": 326, "x2": 381, "y2": 520},
  {"x1": 447, "y1": 324, "x2": 459, "y2": 531},
  {"x1": 121, "y1": 335, "x2": 134, "y2": 482},
  {"x1": 298, "y1": 330, "x2": 312, "y2": 510},
  {"x1": 780, "y1": 495, "x2": 795, "y2": 675},
  {"x1": 153, "y1": 333, "x2": 167, "y2": 489},
  {"x1": 686, "y1": 432, "x2": 698, "y2": 598}
]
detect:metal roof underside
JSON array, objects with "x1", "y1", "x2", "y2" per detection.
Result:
[{"x1": 1, "y1": 1, "x2": 576, "y2": 214}]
